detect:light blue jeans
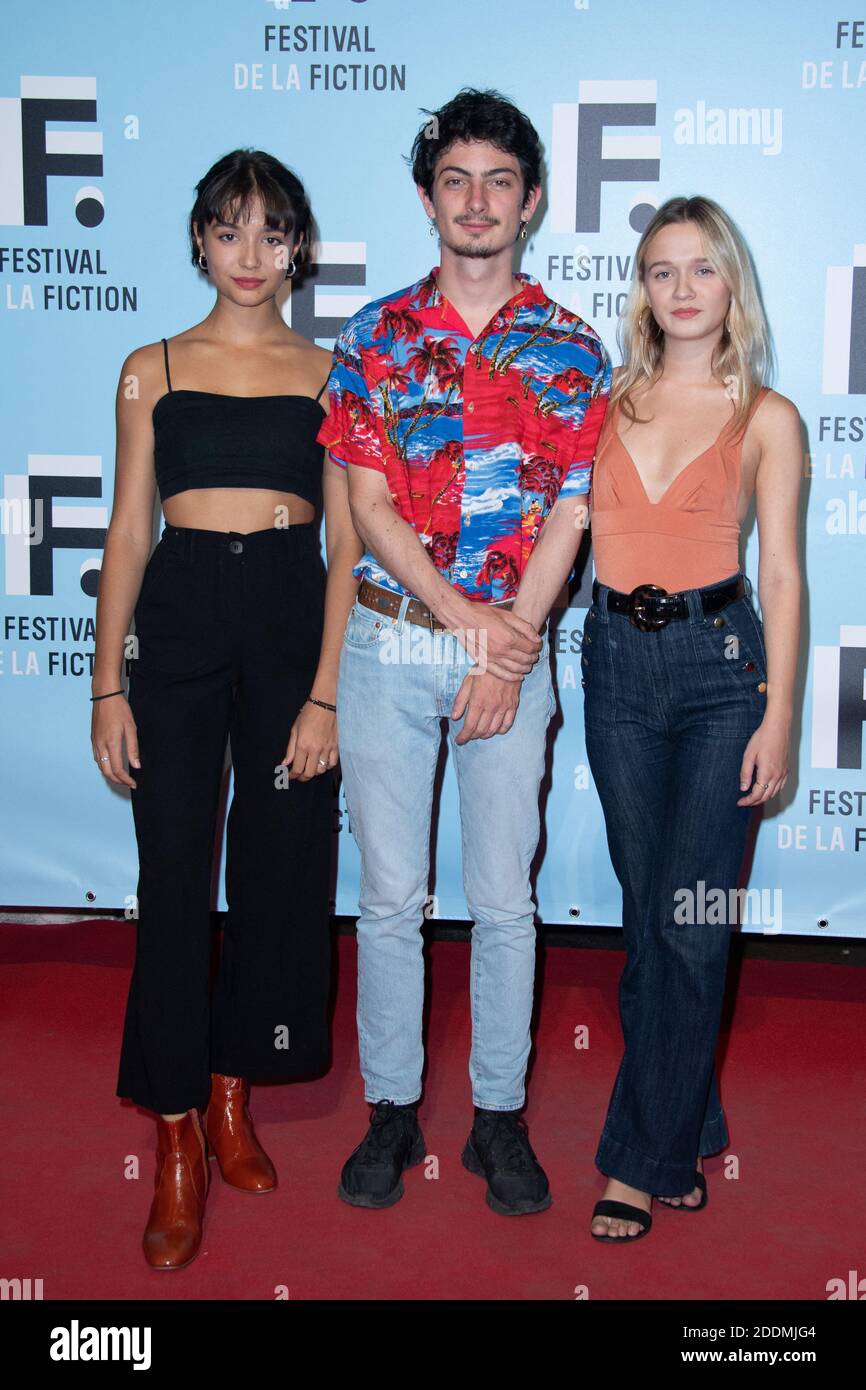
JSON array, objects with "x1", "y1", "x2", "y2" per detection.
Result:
[{"x1": 337, "y1": 591, "x2": 556, "y2": 1110}]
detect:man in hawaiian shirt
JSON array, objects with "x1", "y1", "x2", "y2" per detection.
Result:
[{"x1": 318, "y1": 88, "x2": 611, "y2": 1215}]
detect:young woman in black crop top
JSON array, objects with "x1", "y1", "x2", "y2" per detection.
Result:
[{"x1": 90, "y1": 150, "x2": 362, "y2": 1270}]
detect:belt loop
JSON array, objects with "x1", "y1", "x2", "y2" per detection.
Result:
[
  {"x1": 686, "y1": 584, "x2": 704, "y2": 622},
  {"x1": 173, "y1": 525, "x2": 190, "y2": 561},
  {"x1": 395, "y1": 591, "x2": 411, "y2": 635},
  {"x1": 592, "y1": 578, "x2": 610, "y2": 623}
]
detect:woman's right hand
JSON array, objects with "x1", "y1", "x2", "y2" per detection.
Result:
[{"x1": 91, "y1": 694, "x2": 140, "y2": 789}]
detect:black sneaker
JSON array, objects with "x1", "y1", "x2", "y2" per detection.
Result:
[
  {"x1": 461, "y1": 1109, "x2": 552, "y2": 1215},
  {"x1": 337, "y1": 1100, "x2": 426, "y2": 1209}
]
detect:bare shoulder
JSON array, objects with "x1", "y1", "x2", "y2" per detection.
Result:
[
  {"x1": 116, "y1": 339, "x2": 169, "y2": 407},
  {"x1": 283, "y1": 331, "x2": 332, "y2": 388},
  {"x1": 310, "y1": 342, "x2": 334, "y2": 376},
  {"x1": 750, "y1": 389, "x2": 800, "y2": 453},
  {"x1": 753, "y1": 386, "x2": 801, "y2": 435}
]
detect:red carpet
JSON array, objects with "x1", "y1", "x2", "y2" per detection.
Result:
[{"x1": 1, "y1": 921, "x2": 863, "y2": 1301}]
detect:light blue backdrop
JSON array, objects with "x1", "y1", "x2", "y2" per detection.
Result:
[{"x1": 2, "y1": 0, "x2": 864, "y2": 935}]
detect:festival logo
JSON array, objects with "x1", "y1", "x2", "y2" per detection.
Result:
[
  {"x1": 822, "y1": 245, "x2": 866, "y2": 395},
  {"x1": 0, "y1": 76, "x2": 103, "y2": 227},
  {"x1": 812, "y1": 626, "x2": 866, "y2": 769},
  {"x1": 3, "y1": 454, "x2": 105, "y2": 597},
  {"x1": 289, "y1": 240, "x2": 368, "y2": 342},
  {"x1": 551, "y1": 79, "x2": 660, "y2": 235}
]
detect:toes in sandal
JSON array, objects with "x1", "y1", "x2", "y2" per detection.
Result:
[
  {"x1": 591, "y1": 1199, "x2": 652, "y2": 1242},
  {"x1": 661, "y1": 1170, "x2": 707, "y2": 1212}
]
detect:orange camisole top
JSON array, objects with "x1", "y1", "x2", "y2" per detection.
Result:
[{"x1": 589, "y1": 385, "x2": 770, "y2": 593}]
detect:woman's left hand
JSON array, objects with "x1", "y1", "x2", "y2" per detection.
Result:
[
  {"x1": 737, "y1": 715, "x2": 790, "y2": 806},
  {"x1": 281, "y1": 701, "x2": 339, "y2": 781}
]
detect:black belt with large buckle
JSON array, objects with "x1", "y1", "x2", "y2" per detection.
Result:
[{"x1": 593, "y1": 575, "x2": 746, "y2": 632}]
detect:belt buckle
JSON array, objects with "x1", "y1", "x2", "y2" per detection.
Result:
[{"x1": 629, "y1": 583, "x2": 669, "y2": 632}]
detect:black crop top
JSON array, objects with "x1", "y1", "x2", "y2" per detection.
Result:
[{"x1": 152, "y1": 337, "x2": 329, "y2": 504}]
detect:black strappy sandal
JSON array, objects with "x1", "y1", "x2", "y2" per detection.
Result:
[
  {"x1": 659, "y1": 1169, "x2": 707, "y2": 1212},
  {"x1": 591, "y1": 1198, "x2": 652, "y2": 1242}
]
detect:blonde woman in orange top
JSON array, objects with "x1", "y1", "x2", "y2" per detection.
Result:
[{"x1": 584, "y1": 195, "x2": 802, "y2": 1243}]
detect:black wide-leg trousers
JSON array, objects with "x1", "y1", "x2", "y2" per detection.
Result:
[{"x1": 116, "y1": 522, "x2": 332, "y2": 1115}]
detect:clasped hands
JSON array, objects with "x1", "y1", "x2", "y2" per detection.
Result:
[{"x1": 450, "y1": 607, "x2": 543, "y2": 744}]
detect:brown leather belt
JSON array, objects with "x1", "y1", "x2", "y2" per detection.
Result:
[{"x1": 357, "y1": 578, "x2": 546, "y2": 634}]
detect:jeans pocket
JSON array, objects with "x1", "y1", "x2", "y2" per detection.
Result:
[
  {"x1": 343, "y1": 601, "x2": 385, "y2": 649},
  {"x1": 532, "y1": 629, "x2": 555, "y2": 722},
  {"x1": 705, "y1": 600, "x2": 768, "y2": 693},
  {"x1": 546, "y1": 669, "x2": 557, "y2": 723}
]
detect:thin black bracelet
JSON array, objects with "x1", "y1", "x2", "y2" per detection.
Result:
[
  {"x1": 306, "y1": 696, "x2": 337, "y2": 712},
  {"x1": 91, "y1": 689, "x2": 125, "y2": 702}
]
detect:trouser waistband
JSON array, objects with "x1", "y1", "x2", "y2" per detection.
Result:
[{"x1": 160, "y1": 521, "x2": 317, "y2": 557}]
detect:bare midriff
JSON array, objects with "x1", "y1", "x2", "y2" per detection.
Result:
[{"x1": 162, "y1": 488, "x2": 316, "y2": 533}]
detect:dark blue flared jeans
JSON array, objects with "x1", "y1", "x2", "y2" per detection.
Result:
[{"x1": 582, "y1": 572, "x2": 767, "y2": 1195}]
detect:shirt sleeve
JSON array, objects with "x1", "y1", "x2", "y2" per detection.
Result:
[
  {"x1": 557, "y1": 339, "x2": 613, "y2": 498},
  {"x1": 315, "y1": 319, "x2": 384, "y2": 473}
]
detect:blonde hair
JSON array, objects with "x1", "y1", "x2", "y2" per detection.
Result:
[{"x1": 614, "y1": 195, "x2": 774, "y2": 438}]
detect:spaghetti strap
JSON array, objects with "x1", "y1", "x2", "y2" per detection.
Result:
[
  {"x1": 314, "y1": 373, "x2": 330, "y2": 403},
  {"x1": 730, "y1": 383, "x2": 770, "y2": 444},
  {"x1": 161, "y1": 337, "x2": 173, "y2": 393},
  {"x1": 747, "y1": 383, "x2": 770, "y2": 419}
]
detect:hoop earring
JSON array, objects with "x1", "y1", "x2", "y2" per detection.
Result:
[
  {"x1": 429, "y1": 219, "x2": 437, "y2": 237},
  {"x1": 285, "y1": 258, "x2": 297, "y2": 280},
  {"x1": 197, "y1": 252, "x2": 208, "y2": 273}
]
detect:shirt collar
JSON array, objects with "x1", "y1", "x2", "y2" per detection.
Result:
[{"x1": 413, "y1": 266, "x2": 546, "y2": 319}]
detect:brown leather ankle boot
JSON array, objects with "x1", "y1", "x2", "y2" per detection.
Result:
[
  {"x1": 142, "y1": 1109, "x2": 209, "y2": 1270},
  {"x1": 204, "y1": 1074, "x2": 277, "y2": 1193}
]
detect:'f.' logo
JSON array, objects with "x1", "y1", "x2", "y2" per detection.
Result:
[
  {"x1": 551, "y1": 80, "x2": 660, "y2": 235},
  {"x1": 822, "y1": 245, "x2": 866, "y2": 395},
  {"x1": 3, "y1": 454, "x2": 106, "y2": 597},
  {"x1": 812, "y1": 626, "x2": 866, "y2": 769},
  {"x1": 286, "y1": 240, "x2": 368, "y2": 342},
  {"x1": 0, "y1": 76, "x2": 103, "y2": 227}
]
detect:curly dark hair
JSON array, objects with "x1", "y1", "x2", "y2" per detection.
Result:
[
  {"x1": 188, "y1": 148, "x2": 313, "y2": 272},
  {"x1": 409, "y1": 88, "x2": 543, "y2": 204}
]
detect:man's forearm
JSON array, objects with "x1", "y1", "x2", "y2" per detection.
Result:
[
  {"x1": 511, "y1": 493, "x2": 589, "y2": 630},
  {"x1": 349, "y1": 485, "x2": 473, "y2": 629}
]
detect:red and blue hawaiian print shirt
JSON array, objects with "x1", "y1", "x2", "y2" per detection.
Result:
[{"x1": 317, "y1": 266, "x2": 611, "y2": 602}]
